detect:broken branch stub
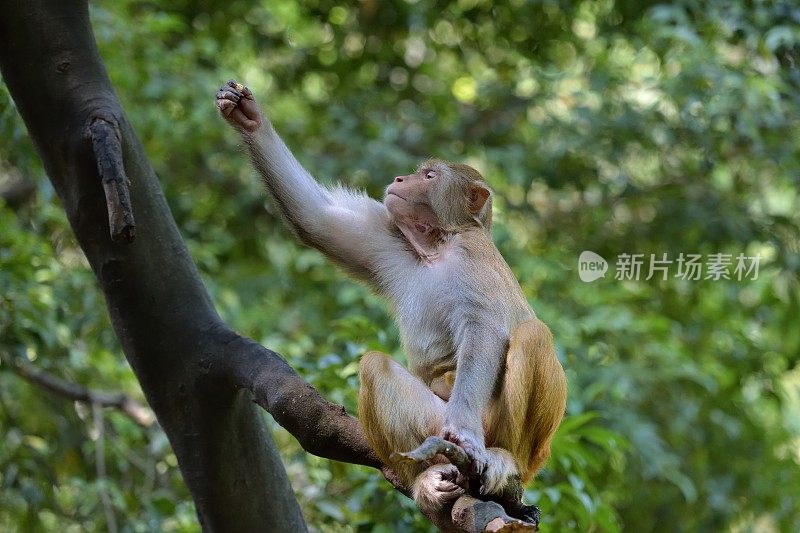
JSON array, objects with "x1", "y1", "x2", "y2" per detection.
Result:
[{"x1": 88, "y1": 117, "x2": 135, "y2": 242}]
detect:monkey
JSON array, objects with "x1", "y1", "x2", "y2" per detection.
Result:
[{"x1": 215, "y1": 80, "x2": 567, "y2": 522}]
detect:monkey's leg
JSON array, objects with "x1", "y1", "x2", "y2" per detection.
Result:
[
  {"x1": 457, "y1": 319, "x2": 564, "y2": 528},
  {"x1": 358, "y1": 351, "x2": 446, "y2": 471},
  {"x1": 358, "y1": 351, "x2": 469, "y2": 516},
  {"x1": 487, "y1": 319, "x2": 567, "y2": 487}
]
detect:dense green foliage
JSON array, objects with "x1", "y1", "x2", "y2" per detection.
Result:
[{"x1": 2, "y1": 0, "x2": 799, "y2": 531}]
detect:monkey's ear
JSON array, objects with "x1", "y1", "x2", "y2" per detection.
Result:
[{"x1": 468, "y1": 185, "x2": 491, "y2": 214}]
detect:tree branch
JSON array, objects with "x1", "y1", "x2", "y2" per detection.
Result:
[
  {"x1": 453, "y1": 496, "x2": 537, "y2": 533},
  {"x1": 1, "y1": 353, "x2": 154, "y2": 427},
  {"x1": 212, "y1": 330, "x2": 382, "y2": 469}
]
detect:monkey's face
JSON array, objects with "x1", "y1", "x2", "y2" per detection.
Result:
[
  {"x1": 385, "y1": 159, "x2": 492, "y2": 232},
  {"x1": 384, "y1": 166, "x2": 442, "y2": 228}
]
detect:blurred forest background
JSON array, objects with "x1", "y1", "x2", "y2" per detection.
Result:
[{"x1": 1, "y1": 0, "x2": 799, "y2": 531}]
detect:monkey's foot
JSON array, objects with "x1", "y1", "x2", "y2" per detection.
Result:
[
  {"x1": 482, "y1": 476, "x2": 540, "y2": 527},
  {"x1": 412, "y1": 464, "x2": 468, "y2": 514},
  {"x1": 440, "y1": 423, "x2": 490, "y2": 477},
  {"x1": 479, "y1": 448, "x2": 517, "y2": 496},
  {"x1": 391, "y1": 436, "x2": 471, "y2": 476},
  {"x1": 510, "y1": 504, "x2": 541, "y2": 526},
  {"x1": 392, "y1": 437, "x2": 541, "y2": 527}
]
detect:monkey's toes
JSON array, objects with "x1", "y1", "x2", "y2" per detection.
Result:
[
  {"x1": 516, "y1": 505, "x2": 541, "y2": 526},
  {"x1": 459, "y1": 443, "x2": 488, "y2": 478}
]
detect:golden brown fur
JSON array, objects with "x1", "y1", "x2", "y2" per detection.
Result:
[{"x1": 358, "y1": 320, "x2": 566, "y2": 493}]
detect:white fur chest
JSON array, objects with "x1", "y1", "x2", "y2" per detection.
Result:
[{"x1": 386, "y1": 255, "x2": 461, "y2": 373}]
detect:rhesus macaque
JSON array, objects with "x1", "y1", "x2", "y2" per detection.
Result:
[{"x1": 216, "y1": 80, "x2": 567, "y2": 520}]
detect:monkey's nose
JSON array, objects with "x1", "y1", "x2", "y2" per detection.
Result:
[{"x1": 394, "y1": 176, "x2": 404, "y2": 183}]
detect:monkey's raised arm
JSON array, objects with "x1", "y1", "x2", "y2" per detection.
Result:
[
  {"x1": 251, "y1": 127, "x2": 395, "y2": 277},
  {"x1": 217, "y1": 82, "x2": 396, "y2": 281}
]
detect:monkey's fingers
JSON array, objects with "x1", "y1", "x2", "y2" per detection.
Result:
[
  {"x1": 216, "y1": 88, "x2": 240, "y2": 101},
  {"x1": 435, "y1": 469, "x2": 466, "y2": 494},
  {"x1": 225, "y1": 79, "x2": 245, "y2": 93},
  {"x1": 215, "y1": 88, "x2": 261, "y2": 132},
  {"x1": 216, "y1": 89, "x2": 241, "y2": 118},
  {"x1": 223, "y1": 79, "x2": 258, "y2": 103},
  {"x1": 222, "y1": 79, "x2": 255, "y2": 101},
  {"x1": 219, "y1": 83, "x2": 242, "y2": 99},
  {"x1": 216, "y1": 98, "x2": 237, "y2": 117},
  {"x1": 436, "y1": 482, "x2": 465, "y2": 495},
  {"x1": 216, "y1": 102, "x2": 257, "y2": 131}
]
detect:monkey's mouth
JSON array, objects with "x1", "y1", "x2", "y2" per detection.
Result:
[{"x1": 387, "y1": 192, "x2": 407, "y2": 201}]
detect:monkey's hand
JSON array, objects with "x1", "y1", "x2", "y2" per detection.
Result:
[{"x1": 215, "y1": 79, "x2": 262, "y2": 133}]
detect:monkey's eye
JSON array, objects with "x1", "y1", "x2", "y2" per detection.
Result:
[{"x1": 425, "y1": 171, "x2": 437, "y2": 180}]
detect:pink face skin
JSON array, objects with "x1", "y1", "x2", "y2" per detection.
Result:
[{"x1": 384, "y1": 167, "x2": 441, "y2": 231}]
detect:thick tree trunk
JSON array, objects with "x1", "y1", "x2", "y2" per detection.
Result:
[{"x1": 0, "y1": 1, "x2": 309, "y2": 530}]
